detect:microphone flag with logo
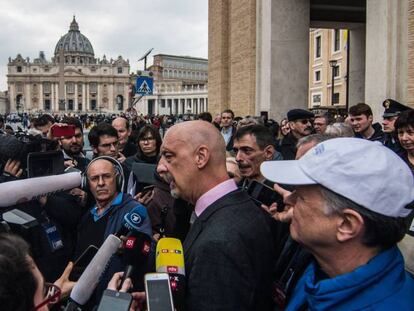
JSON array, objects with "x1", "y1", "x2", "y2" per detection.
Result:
[{"x1": 156, "y1": 238, "x2": 185, "y2": 310}]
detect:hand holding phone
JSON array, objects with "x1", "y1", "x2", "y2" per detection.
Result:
[
  {"x1": 245, "y1": 180, "x2": 285, "y2": 211},
  {"x1": 97, "y1": 289, "x2": 132, "y2": 311},
  {"x1": 134, "y1": 185, "x2": 155, "y2": 205},
  {"x1": 69, "y1": 245, "x2": 99, "y2": 281},
  {"x1": 145, "y1": 273, "x2": 174, "y2": 311}
]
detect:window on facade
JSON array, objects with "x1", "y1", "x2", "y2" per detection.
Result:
[
  {"x1": 90, "y1": 99, "x2": 97, "y2": 110},
  {"x1": 333, "y1": 93, "x2": 340, "y2": 104},
  {"x1": 72, "y1": 57, "x2": 75, "y2": 64},
  {"x1": 334, "y1": 29, "x2": 341, "y2": 52},
  {"x1": 333, "y1": 65, "x2": 340, "y2": 78},
  {"x1": 43, "y1": 82, "x2": 51, "y2": 94},
  {"x1": 117, "y1": 67, "x2": 123, "y2": 74},
  {"x1": 17, "y1": 66, "x2": 22, "y2": 73},
  {"x1": 91, "y1": 66, "x2": 96, "y2": 72},
  {"x1": 16, "y1": 83, "x2": 23, "y2": 93},
  {"x1": 44, "y1": 99, "x2": 51, "y2": 110},
  {"x1": 315, "y1": 35, "x2": 321, "y2": 58},
  {"x1": 68, "y1": 100, "x2": 74, "y2": 110},
  {"x1": 117, "y1": 84, "x2": 123, "y2": 93},
  {"x1": 33, "y1": 68, "x2": 37, "y2": 73},
  {"x1": 78, "y1": 103, "x2": 82, "y2": 111},
  {"x1": 161, "y1": 100, "x2": 166, "y2": 108},
  {"x1": 90, "y1": 82, "x2": 97, "y2": 93},
  {"x1": 44, "y1": 67, "x2": 49, "y2": 72},
  {"x1": 315, "y1": 70, "x2": 321, "y2": 82},
  {"x1": 117, "y1": 95, "x2": 124, "y2": 110},
  {"x1": 67, "y1": 83, "x2": 75, "y2": 94},
  {"x1": 312, "y1": 94, "x2": 321, "y2": 105}
]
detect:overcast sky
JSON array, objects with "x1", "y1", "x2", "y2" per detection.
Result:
[{"x1": 0, "y1": 0, "x2": 208, "y2": 90}]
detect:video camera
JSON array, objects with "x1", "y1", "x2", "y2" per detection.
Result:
[{"x1": 0, "y1": 131, "x2": 59, "y2": 174}]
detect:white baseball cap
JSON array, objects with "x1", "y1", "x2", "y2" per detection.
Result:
[{"x1": 260, "y1": 137, "x2": 414, "y2": 217}]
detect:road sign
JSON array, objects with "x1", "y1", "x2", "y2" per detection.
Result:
[{"x1": 136, "y1": 76, "x2": 153, "y2": 95}]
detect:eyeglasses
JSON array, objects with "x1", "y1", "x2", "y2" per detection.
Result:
[
  {"x1": 33, "y1": 283, "x2": 61, "y2": 310},
  {"x1": 98, "y1": 140, "x2": 119, "y2": 149},
  {"x1": 296, "y1": 119, "x2": 312, "y2": 125},
  {"x1": 88, "y1": 173, "x2": 116, "y2": 183},
  {"x1": 140, "y1": 136, "x2": 155, "y2": 143}
]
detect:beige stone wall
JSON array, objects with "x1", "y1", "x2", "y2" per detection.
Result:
[
  {"x1": 408, "y1": 0, "x2": 414, "y2": 107},
  {"x1": 228, "y1": 0, "x2": 256, "y2": 117},
  {"x1": 208, "y1": 0, "x2": 256, "y2": 117},
  {"x1": 208, "y1": 0, "x2": 230, "y2": 114}
]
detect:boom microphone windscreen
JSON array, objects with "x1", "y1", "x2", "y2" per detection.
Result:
[
  {"x1": 156, "y1": 238, "x2": 185, "y2": 310},
  {"x1": 70, "y1": 234, "x2": 122, "y2": 305},
  {"x1": 0, "y1": 171, "x2": 82, "y2": 208}
]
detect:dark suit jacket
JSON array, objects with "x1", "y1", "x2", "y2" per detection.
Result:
[
  {"x1": 183, "y1": 189, "x2": 276, "y2": 311},
  {"x1": 278, "y1": 132, "x2": 298, "y2": 160}
]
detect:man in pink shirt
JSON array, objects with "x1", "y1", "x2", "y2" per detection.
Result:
[{"x1": 157, "y1": 120, "x2": 276, "y2": 311}]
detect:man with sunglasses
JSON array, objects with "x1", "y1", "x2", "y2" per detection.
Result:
[{"x1": 278, "y1": 109, "x2": 314, "y2": 160}]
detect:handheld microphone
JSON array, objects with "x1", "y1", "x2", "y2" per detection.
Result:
[
  {"x1": 156, "y1": 238, "x2": 185, "y2": 310},
  {"x1": 119, "y1": 205, "x2": 152, "y2": 287},
  {"x1": 0, "y1": 171, "x2": 81, "y2": 208},
  {"x1": 68, "y1": 234, "x2": 122, "y2": 306},
  {"x1": 116, "y1": 203, "x2": 152, "y2": 238}
]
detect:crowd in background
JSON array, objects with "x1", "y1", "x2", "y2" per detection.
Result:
[{"x1": 0, "y1": 97, "x2": 414, "y2": 310}]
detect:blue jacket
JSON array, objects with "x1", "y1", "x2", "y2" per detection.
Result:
[
  {"x1": 94, "y1": 193, "x2": 152, "y2": 304},
  {"x1": 286, "y1": 246, "x2": 414, "y2": 311},
  {"x1": 101, "y1": 192, "x2": 152, "y2": 239}
]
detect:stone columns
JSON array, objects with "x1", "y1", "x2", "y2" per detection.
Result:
[
  {"x1": 348, "y1": 26, "x2": 366, "y2": 108},
  {"x1": 365, "y1": 0, "x2": 409, "y2": 120},
  {"x1": 256, "y1": 0, "x2": 310, "y2": 121}
]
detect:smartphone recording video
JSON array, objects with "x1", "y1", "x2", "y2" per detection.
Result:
[
  {"x1": 245, "y1": 180, "x2": 285, "y2": 212},
  {"x1": 51, "y1": 124, "x2": 75, "y2": 138}
]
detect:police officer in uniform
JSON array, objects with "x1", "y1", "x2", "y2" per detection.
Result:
[{"x1": 382, "y1": 99, "x2": 411, "y2": 153}]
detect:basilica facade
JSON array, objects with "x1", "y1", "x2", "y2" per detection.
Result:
[{"x1": 7, "y1": 17, "x2": 131, "y2": 114}]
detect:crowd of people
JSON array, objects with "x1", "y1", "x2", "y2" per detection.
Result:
[{"x1": 0, "y1": 97, "x2": 413, "y2": 310}]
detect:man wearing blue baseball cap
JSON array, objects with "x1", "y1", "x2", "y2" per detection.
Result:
[{"x1": 261, "y1": 138, "x2": 414, "y2": 310}]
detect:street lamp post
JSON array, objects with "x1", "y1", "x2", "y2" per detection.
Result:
[{"x1": 329, "y1": 59, "x2": 337, "y2": 105}]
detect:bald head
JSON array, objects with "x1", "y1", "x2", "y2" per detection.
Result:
[
  {"x1": 158, "y1": 121, "x2": 229, "y2": 203},
  {"x1": 87, "y1": 159, "x2": 118, "y2": 206},
  {"x1": 112, "y1": 117, "x2": 129, "y2": 129},
  {"x1": 112, "y1": 117, "x2": 130, "y2": 149},
  {"x1": 165, "y1": 121, "x2": 226, "y2": 165}
]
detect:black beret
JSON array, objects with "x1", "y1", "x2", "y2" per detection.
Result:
[
  {"x1": 382, "y1": 99, "x2": 411, "y2": 118},
  {"x1": 287, "y1": 109, "x2": 315, "y2": 122}
]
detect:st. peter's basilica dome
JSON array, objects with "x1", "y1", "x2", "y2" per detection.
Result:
[{"x1": 54, "y1": 16, "x2": 94, "y2": 57}]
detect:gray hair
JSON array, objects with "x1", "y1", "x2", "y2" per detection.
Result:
[
  {"x1": 296, "y1": 134, "x2": 332, "y2": 149},
  {"x1": 237, "y1": 116, "x2": 264, "y2": 128},
  {"x1": 325, "y1": 122, "x2": 354, "y2": 137},
  {"x1": 318, "y1": 186, "x2": 407, "y2": 250}
]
